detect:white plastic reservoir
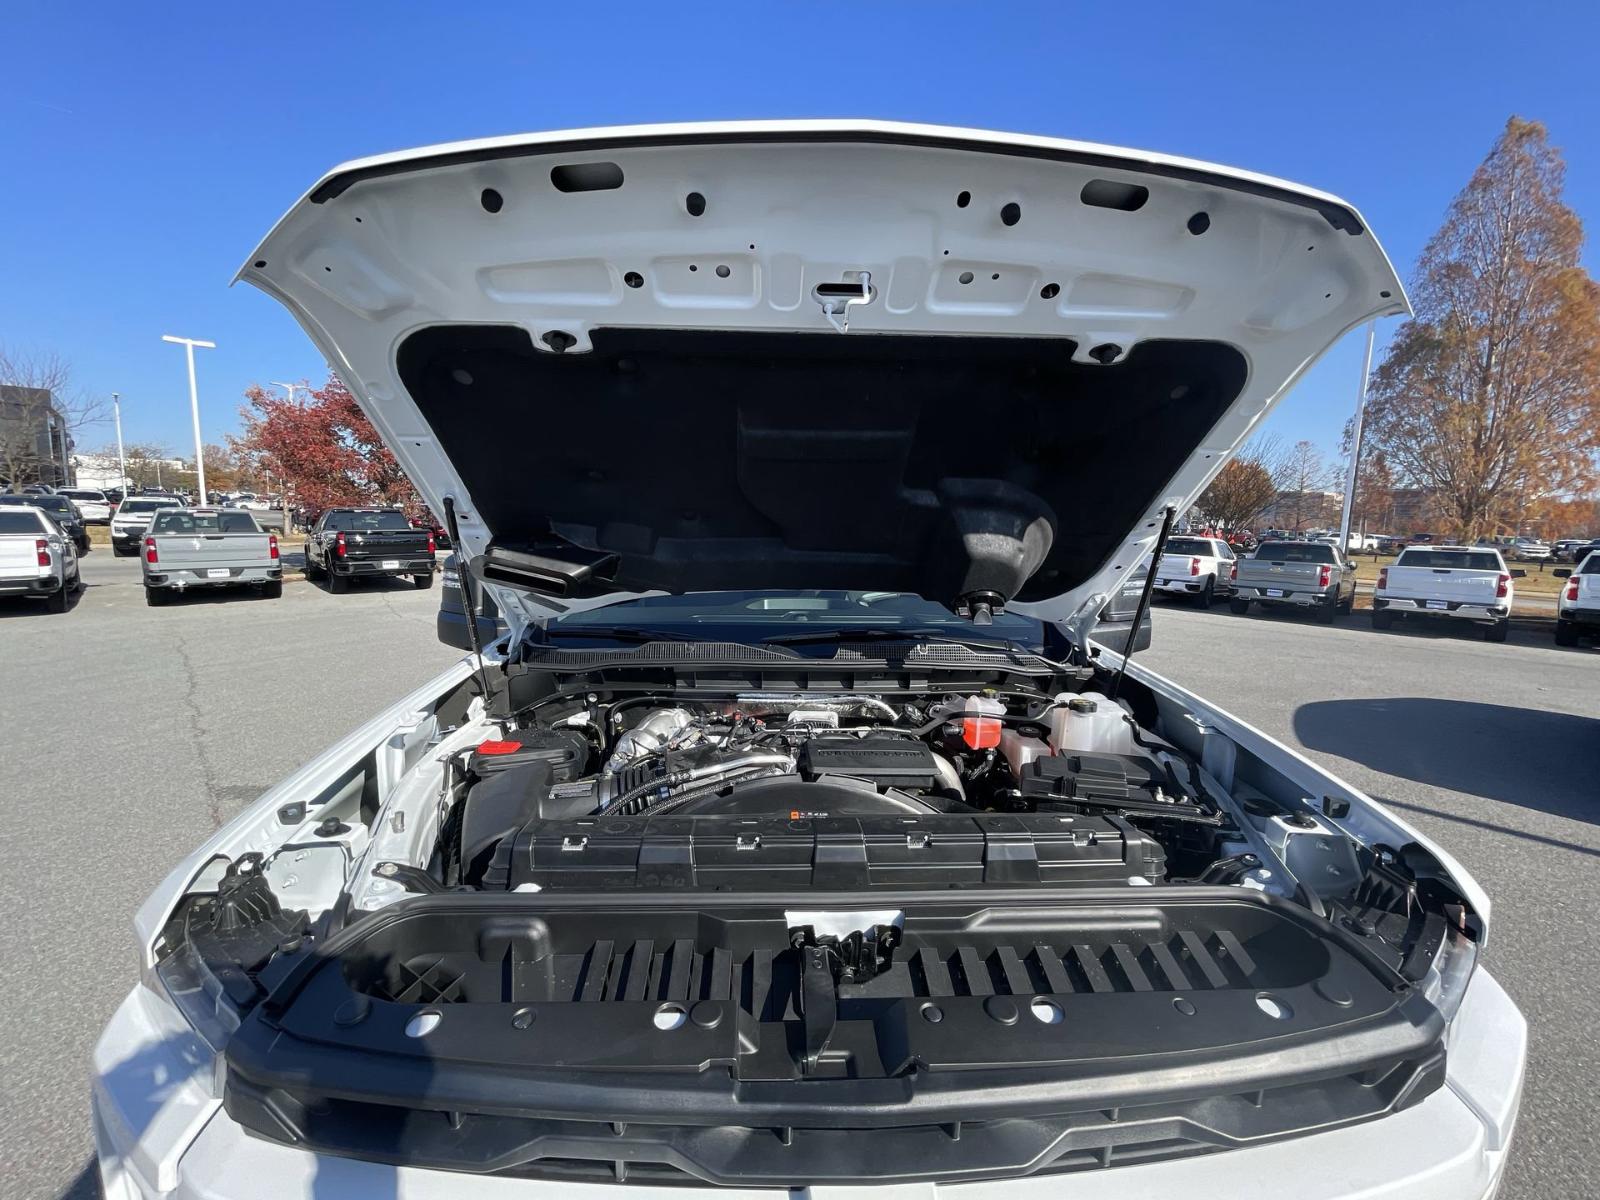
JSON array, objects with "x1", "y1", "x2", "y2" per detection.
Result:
[{"x1": 1049, "y1": 693, "x2": 1134, "y2": 755}]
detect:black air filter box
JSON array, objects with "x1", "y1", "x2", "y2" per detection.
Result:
[{"x1": 467, "y1": 727, "x2": 590, "y2": 781}]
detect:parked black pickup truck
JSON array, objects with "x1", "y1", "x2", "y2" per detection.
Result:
[{"x1": 303, "y1": 507, "x2": 435, "y2": 592}]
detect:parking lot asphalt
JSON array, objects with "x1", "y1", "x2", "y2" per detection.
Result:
[{"x1": 0, "y1": 561, "x2": 1594, "y2": 1199}]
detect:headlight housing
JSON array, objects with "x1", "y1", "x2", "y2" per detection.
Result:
[{"x1": 1427, "y1": 925, "x2": 1480, "y2": 1027}]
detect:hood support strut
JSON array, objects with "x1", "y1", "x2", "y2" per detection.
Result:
[
  {"x1": 443, "y1": 496, "x2": 495, "y2": 704},
  {"x1": 1109, "y1": 505, "x2": 1176, "y2": 702}
]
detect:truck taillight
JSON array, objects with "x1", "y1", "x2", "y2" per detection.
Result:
[
  {"x1": 1496, "y1": 573, "x2": 1510, "y2": 598},
  {"x1": 1565, "y1": 576, "x2": 1580, "y2": 601},
  {"x1": 35, "y1": 538, "x2": 49, "y2": 567},
  {"x1": 1317, "y1": 564, "x2": 1331, "y2": 588},
  {"x1": 144, "y1": 536, "x2": 158, "y2": 564},
  {"x1": 1377, "y1": 568, "x2": 1388, "y2": 590},
  {"x1": 1229, "y1": 562, "x2": 1237, "y2": 582},
  {"x1": 426, "y1": 530, "x2": 436, "y2": 554},
  {"x1": 1189, "y1": 557, "x2": 1200, "y2": 576},
  {"x1": 335, "y1": 531, "x2": 347, "y2": 558},
  {"x1": 268, "y1": 534, "x2": 279, "y2": 561}
]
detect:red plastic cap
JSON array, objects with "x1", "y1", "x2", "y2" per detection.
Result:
[
  {"x1": 475, "y1": 739, "x2": 522, "y2": 756},
  {"x1": 961, "y1": 717, "x2": 1002, "y2": 750}
]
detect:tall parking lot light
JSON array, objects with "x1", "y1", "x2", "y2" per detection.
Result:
[
  {"x1": 161, "y1": 335, "x2": 216, "y2": 504},
  {"x1": 112, "y1": 392, "x2": 127, "y2": 491},
  {"x1": 1338, "y1": 321, "x2": 1376, "y2": 550}
]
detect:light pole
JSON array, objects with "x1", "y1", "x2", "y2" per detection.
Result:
[
  {"x1": 1338, "y1": 322, "x2": 1376, "y2": 551},
  {"x1": 112, "y1": 392, "x2": 127, "y2": 493},
  {"x1": 269, "y1": 383, "x2": 304, "y2": 530},
  {"x1": 162, "y1": 335, "x2": 216, "y2": 504}
]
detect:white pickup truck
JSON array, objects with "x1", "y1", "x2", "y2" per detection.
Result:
[
  {"x1": 0, "y1": 503, "x2": 82, "y2": 613},
  {"x1": 1554, "y1": 552, "x2": 1600, "y2": 646},
  {"x1": 1150, "y1": 534, "x2": 1236, "y2": 607},
  {"x1": 1371, "y1": 546, "x2": 1518, "y2": 641}
]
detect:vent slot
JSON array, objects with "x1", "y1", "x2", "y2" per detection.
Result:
[
  {"x1": 1081, "y1": 179, "x2": 1149, "y2": 212},
  {"x1": 550, "y1": 162, "x2": 624, "y2": 193}
]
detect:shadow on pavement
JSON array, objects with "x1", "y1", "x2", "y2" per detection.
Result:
[
  {"x1": 54, "y1": 1157, "x2": 98, "y2": 1200},
  {"x1": 0, "y1": 582, "x2": 87, "y2": 619},
  {"x1": 1294, "y1": 697, "x2": 1600, "y2": 823}
]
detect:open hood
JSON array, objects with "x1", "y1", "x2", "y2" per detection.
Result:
[{"x1": 240, "y1": 121, "x2": 1406, "y2": 635}]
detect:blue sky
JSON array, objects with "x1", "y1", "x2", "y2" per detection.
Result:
[{"x1": 2, "y1": 1, "x2": 1597, "y2": 462}]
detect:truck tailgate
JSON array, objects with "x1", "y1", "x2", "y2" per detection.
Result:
[
  {"x1": 1384, "y1": 565, "x2": 1501, "y2": 603},
  {"x1": 0, "y1": 536, "x2": 43, "y2": 578},
  {"x1": 149, "y1": 533, "x2": 275, "y2": 571},
  {"x1": 1237, "y1": 560, "x2": 1323, "y2": 588},
  {"x1": 340, "y1": 529, "x2": 431, "y2": 559}
]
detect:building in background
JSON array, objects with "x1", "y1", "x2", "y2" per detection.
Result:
[
  {"x1": 69, "y1": 453, "x2": 129, "y2": 492},
  {"x1": 72, "y1": 450, "x2": 188, "y2": 492},
  {"x1": 0, "y1": 384, "x2": 73, "y2": 489},
  {"x1": 1257, "y1": 488, "x2": 1344, "y2": 532}
]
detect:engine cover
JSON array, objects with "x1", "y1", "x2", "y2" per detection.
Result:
[
  {"x1": 798, "y1": 735, "x2": 941, "y2": 791},
  {"x1": 482, "y1": 807, "x2": 1165, "y2": 891}
]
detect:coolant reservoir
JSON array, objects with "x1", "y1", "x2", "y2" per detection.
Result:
[
  {"x1": 999, "y1": 727, "x2": 1050, "y2": 775},
  {"x1": 929, "y1": 694, "x2": 1006, "y2": 750},
  {"x1": 1049, "y1": 693, "x2": 1134, "y2": 755},
  {"x1": 958, "y1": 695, "x2": 1005, "y2": 750}
]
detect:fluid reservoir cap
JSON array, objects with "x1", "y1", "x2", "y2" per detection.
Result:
[{"x1": 1068, "y1": 697, "x2": 1098, "y2": 713}]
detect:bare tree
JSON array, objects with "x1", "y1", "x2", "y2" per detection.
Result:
[
  {"x1": 1278, "y1": 440, "x2": 1335, "y2": 530},
  {"x1": 0, "y1": 344, "x2": 107, "y2": 491}
]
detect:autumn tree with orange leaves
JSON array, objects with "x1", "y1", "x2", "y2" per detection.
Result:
[
  {"x1": 1363, "y1": 118, "x2": 1600, "y2": 542},
  {"x1": 230, "y1": 374, "x2": 422, "y2": 515}
]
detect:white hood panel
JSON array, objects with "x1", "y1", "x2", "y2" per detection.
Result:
[{"x1": 241, "y1": 121, "x2": 1406, "y2": 635}]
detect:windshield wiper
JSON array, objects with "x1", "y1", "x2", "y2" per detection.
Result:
[
  {"x1": 760, "y1": 626, "x2": 1028, "y2": 651},
  {"x1": 537, "y1": 625, "x2": 698, "y2": 644}
]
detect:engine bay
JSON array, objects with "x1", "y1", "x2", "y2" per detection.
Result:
[
  {"x1": 430, "y1": 686, "x2": 1238, "y2": 896},
  {"x1": 151, "y1": 658, "x2": 1484, "y2": 1183}
]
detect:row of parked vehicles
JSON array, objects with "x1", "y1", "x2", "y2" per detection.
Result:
[
  {"x1": 0, "y1": 491, "x2": 437, "y2": 612},
  {"x1": 1153, "y1": 534, "x2": 1600, "y2": 645}
]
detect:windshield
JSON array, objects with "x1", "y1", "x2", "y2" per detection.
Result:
[
  {"x1": 1579, "y1": 554, "x2": 1600, "y2": 574},
  {"x1": 60, "y1": 490, "x2": 103, "y2": 502},
  {"x1": 1253, "y1": 542, "x2": 1337, "y2": 563},
  {"x1": 0, "y1": 495, "x2": 73, "y2": 517},
  {"x1": 0, "y1": 511, "x2": 47, "y2": 534},
  {"x1": 117, "y1": 498, "x2": 172, "y2": 515},
  {"x1": 151, "y1": 510, "x2": 261, "y2": 534},
  {"x1": 1164, "y1": 538, "x2": 1214, "y2": 556},
  {"x1": 1396, "y1": 549, "x2": 1503, "y2": 571},
  {"x1": 324, "y1": 510, "x2": 413, "y2": 531},
  {"x1": 545, "y1": 591, "x2": 1044, "y2": 648}
]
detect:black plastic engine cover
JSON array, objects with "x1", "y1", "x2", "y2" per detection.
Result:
[
  {"x1": 485, "y1": 808, "x2": 1165, "y2": 891},
  {"x1": 799, "y1": 734, "x2": 940, "y2": 790}
]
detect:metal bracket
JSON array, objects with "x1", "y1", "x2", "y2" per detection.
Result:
[{"x1": 813, "y1": 271, "x2": 874, "y2": 333}]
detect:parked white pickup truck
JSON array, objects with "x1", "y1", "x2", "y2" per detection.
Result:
[
  {"x1": 91, "y1": 121, "x2": 1527, "y2": 1200},
  {"x1": 1554, "y1": 552, "x2": 1600, "y2": 646},
  {"x1": 1150, "y1": 535, "x2": 1236, "y2": 607},
  {"x1": 1371, "y1": 546, "x2": 1517, "y2": 641},
  {"x1": 0, "y1": 503, "x2": 81, "y2": 612}
]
